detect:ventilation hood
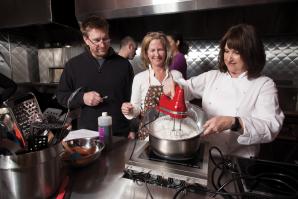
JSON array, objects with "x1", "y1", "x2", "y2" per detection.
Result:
[
  {"x1": 75, "y1": 0, "x2": 295, "y2": 20},
  {"x1": 75, "y1": 0, "x2": 298, "y2": 41},
  {"x1": 0, "y1": 0, "x2": 82, "y2": 47}
]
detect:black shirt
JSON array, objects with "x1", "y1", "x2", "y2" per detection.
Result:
[{"x1": 56, "y1": 48, "x2": 134, "y2": 136}]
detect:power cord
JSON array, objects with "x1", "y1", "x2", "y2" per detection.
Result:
[
  {"x1": 172, "y1": 146, "x2": 298, "y2": 199},
  {"x1": 128, "y1": 109, "x2": 160, "y2": 160},
  {"x1": 124, "y1": 170, "x2": 154, "y2": 199},
  {"x1": 208, "y1": 146, "x2": 298, "y2": 199},
  {"x1": 125, "y1": 109, "x2": 161, "y2": 198}
]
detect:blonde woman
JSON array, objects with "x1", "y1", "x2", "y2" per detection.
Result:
[{"x1": 121, "y1": 32, "x2": 183, "y2": 139}]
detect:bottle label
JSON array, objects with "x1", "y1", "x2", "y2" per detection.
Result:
[{"x1": 98, "y1": 126, "x2": 112, "y2": 146}]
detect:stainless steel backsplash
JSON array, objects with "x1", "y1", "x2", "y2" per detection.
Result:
[
  {"x1": 0, "y1": 34, "x2": 38, "y2": 82},
  {"x1": 185, "y1": 37, "x2": 298, "y2": 86},
  {"x1": 38, "y1": 46, "x2": 84, "y2": 83},
  {"x1": 1, "y1": 35, "x2": 297, "y2": 85},
  {"x1": 0, "y1": 33, "x2": 297, "y2": 95}
]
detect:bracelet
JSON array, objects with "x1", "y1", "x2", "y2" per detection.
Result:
[{"x1": 230, "y1": 117, "x2": 241, "y2": 131}]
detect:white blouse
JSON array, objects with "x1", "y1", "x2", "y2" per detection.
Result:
[
  {"x1": 126, "y1": 66, "x2": 183, "y2": 119},
  {"x1": 177, "y1": 70, "x2": 284, "y2": 158}
]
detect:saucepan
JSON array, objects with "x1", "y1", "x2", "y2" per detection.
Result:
[
  {"x1": 145, "y1": 103, "x2": 208, "y2": 160},
  {"x1": 0, "y1": 142, "x2": 64, "y2": 199}
]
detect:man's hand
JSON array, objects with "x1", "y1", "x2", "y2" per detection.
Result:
[
  {"x1": 121, "y1": 102, "x2": 133, "y2": 115},
  {"x1": 203, "y1": 116, "x2": 235, "y2": 135},
  {"x1": 83, "y1": 91, "x2": 103, "y2": 106}
]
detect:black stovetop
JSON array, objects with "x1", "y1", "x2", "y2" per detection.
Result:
[{"x1": 139, "y1": 143, "x2": 205, "y2": 169}]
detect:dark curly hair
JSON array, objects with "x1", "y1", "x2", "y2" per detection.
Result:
[{"x1": 218, "y1": 24, "x2": 266, "y2": 79}]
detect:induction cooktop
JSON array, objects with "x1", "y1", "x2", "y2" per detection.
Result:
[{"x1": 125, "y1": 141, "x2": 209, "y2": 187}]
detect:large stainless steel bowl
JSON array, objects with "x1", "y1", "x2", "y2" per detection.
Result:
[{"x1": 146, "y1": 103, "x2": 208, "y2": 160}]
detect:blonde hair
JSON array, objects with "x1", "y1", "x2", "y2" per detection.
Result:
[{"x1": 140, "y1": 32, "x2": 172, "y2": 69}]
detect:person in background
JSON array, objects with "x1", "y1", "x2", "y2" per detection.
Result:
[
  {"x1": 117, "y1": 36, "x2": 138, "y2": 139},
  {"x1": 56, "y1": 15, "x2": 134, "y2": 137},
  {"x1": 121, "y1": 32, "x2": 183, "y2": 140},
  {"x1": 0, "y1": 73, "x2": 17, "y2": 105},
  {"x1": 164, "y1": 24, "x2": 284, "y2": 158},
  {"x1": 118, "y1": 36, "x2": 138, "y2": 60},
  {"x1": 167, "y1": 32, "x2": 189, "y2": 79}
]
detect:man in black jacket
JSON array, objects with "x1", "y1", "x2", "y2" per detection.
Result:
[{"x1": 56, "y1": 16, "x2": 133, "y2": 137}]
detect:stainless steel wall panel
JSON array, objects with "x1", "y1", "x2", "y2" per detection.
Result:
[
  {"x1": 182, "y1": 37, "x2": 298, "y2": 87},
  {"x1": 38, "y1": 46, "x2": 84, "y2": 83},
  {"x1": 263, "y1": 38, "x2": 298, "y2": 86},
  {"x1": 0, "y1": 38, "x2": 12, "y2": 78},
  {"x1": 38, "y1": 49, "x2": 58, "y2": 83},
  {"x1": 10, "y1": 45, "x2": 35, "y2": 83},
  {"x1": 0, "y1": 33, "x2": 39, "y2": 83},
  {"x1": 186, "y1": 40, "x2": 219, "y2": 78},
  {"x1": 0, "y1": 35, "x2": 297, "y2": 86}
]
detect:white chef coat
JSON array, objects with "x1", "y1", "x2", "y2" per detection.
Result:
[
  {"x1": 125, "y1": 65, "x2": 183, "y2": 119},
  {"x1": 178, "y1": 70, "x2": 284, "y2": 158}
]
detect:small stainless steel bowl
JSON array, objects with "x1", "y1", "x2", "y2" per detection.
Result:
[{"x1": 61, "y1": 137, "x2": 104, "y2": 167}]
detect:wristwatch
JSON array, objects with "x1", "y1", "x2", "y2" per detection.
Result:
[{"x1": 230, "y1": 117, "x2": 241, "y2": 131}]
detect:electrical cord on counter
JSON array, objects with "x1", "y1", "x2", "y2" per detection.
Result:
[
  {"x1": 144, "y1": 180, "x2": 154, "y2": 199},
  {"x1": 128, "y1": 109, "x2": 160, "y2": 161},
  {"x1": 139, "y1": 110, "x2": 160, "y2": 132},
  {"x1": 248, "y1": 173, "x2": 298, "y2": 195},
  {"x1": 126, "y1": 136, "x2": 298, "y2": 199},
  {"x1": 172, "y1": 146, "x2": 298, "y2": 199},
  {"x1": 208, "y1": 146, "x2": 298, "y2": 199},
  {"x1": 128, "y1": 136, "x2": 137, "y2": 161},
  {"x1": 124, "y1": 110, "x2": 161, "y2": 199},
  {"x1": 209, "y1": 146, "x2": 235, "y2": 199},
  {"x1": 125, "y1": 144, "x2": 298, "y2": 199},
  {"x1": 124, "y1": 170, "x2": 154, "y2": 199}
]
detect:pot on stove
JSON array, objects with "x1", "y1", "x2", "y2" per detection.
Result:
[{"x1": 143, "y1": 86, "x2": 208, "y2": 160}]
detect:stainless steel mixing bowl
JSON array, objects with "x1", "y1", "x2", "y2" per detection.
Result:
[{"x1": 62, "y1": 137, "x2": 104, "y2": 167}]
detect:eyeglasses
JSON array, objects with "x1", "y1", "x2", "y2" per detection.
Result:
[{"x1": 87, "y1": 37, "x2": 111, "y2": 46}]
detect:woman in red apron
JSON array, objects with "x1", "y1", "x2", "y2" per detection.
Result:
[{"x1": 121, "y1": 32, "x2": 183, "y2": 140}]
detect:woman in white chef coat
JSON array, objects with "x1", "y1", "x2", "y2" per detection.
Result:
[{"x1": 164, "y1": 24, "x2": 284, "y2": 158}]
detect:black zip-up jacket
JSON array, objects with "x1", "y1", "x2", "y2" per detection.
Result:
[{"x1": 56, "y1": 48, "x2": 134, "y2": 136}]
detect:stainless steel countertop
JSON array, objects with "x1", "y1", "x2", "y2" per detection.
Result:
[{"x1": 68, "y1": 137, "x2": 237, "y2": 199}]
